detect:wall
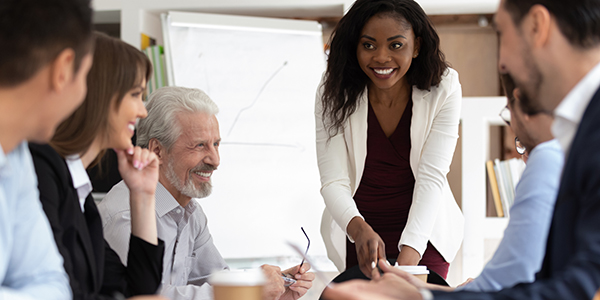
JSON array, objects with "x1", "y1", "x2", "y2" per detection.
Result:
[
  {"x1": 91, "y1": 0, "x2": 501, "y2": 48},
  {"x1": 434, "y1": 19, "x2": 501, "y2": 284}
]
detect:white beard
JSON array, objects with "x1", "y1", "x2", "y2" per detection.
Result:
[{"x1": 164, "y1": 156, "x2": 212, "y2": 199}]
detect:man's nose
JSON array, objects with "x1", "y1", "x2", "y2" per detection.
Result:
[{"x1": 204, "y1": 145, "x2": 220, "y2": 168}]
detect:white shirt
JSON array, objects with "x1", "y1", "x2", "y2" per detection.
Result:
[
  {"x1": 552, "y1": 61, "x2": 600, "y2": 156},
  {"x1": 98, "y1": 180, "x2": 228, "y2": 300},
  {"x1": 65, "y1": 155, "x2": 92, "y2": 212}
]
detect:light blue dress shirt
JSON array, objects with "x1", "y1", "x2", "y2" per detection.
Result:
[
  {"x1": 0, "y1": 141, "x2": 71, "y2": 300},
  {"x1": 458, "y1": 139, "x2": 563, "y2": 292}
]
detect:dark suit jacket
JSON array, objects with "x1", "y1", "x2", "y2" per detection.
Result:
[
  {"x1": 29, "y1": 143, "x2": 165, "y2": 300},
  {"x1": 433, "y1": 87, "x2": 600, "y2": 300}
]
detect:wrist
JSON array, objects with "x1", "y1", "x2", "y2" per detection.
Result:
[
  {"x1": 129, "y1": 190, "x2": 155, "y2": 204},
  {"x1": 346, "y1": 216, "x2": 369, "y2": 241},
  {"x1": 398, "y1": 244, "x2": 422, "y2": 262}
]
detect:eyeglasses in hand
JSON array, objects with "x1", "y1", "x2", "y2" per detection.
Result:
[{"x1": 282, "y1": 227, "x2": 310, "y2": 287}]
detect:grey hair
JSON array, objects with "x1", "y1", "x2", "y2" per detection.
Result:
[{"x1": 137, "y1": 86, "x2": 219, "y2": 150}]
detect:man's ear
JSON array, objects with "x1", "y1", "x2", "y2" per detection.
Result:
[
  {"x1": 523, "y1": 4, "x2": 551, "y2": 48},
  {"x1": 148, "y1": 138, "x2": 164, "y2": 166},
  {"x1": 512, "y1": 88, "x2": 521, "y2": 103},
  {"x1": 49, "y1": 48, "x2": 76, "y2": 93}
]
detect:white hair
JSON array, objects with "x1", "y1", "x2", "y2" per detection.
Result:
[{"x1": 137, "y1": 86, "x2": 219, "y2": 150}]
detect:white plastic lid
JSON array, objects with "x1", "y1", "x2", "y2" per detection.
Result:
[
  {"x1": 394, "y1": 265, "x2": 429, "y2": 275},
  {"x1": 209, "y1": 269, "x2": 266, "y2": 286}
]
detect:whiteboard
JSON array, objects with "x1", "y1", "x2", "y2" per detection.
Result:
[{"x1": 162, "y1": 11, "x2": 329, "y2": 264}]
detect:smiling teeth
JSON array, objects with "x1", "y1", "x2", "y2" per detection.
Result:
[
  {"x1": 128, "y1": 124, "x2": 135, "y2": 131},
  {"x1": 374, "y1": 68, "x2": 394, "y2": 75},
  {"x1": 195, "y1": 172, "x2": 211, "y2": 178}
]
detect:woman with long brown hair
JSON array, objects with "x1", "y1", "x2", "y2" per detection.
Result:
[{"x1": 29, "y1": 32, "x2": 165, "y2": 299}]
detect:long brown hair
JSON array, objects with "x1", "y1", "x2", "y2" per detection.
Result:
[{"x1": 50, "y1": 31, "x2": 152, "y2": 167}]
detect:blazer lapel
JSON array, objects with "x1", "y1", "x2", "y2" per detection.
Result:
[
  {"x1": 83, "y1": 195, "x2": 104, "y2": 291},
  {"x1": 409, "y1": 86, "x2": 431, "y2": 173},
  {"x1": 346, "y1": 90, "x2": 369, "y2": 194}
]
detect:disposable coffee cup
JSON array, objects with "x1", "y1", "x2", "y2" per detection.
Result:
[
  {"x1": 209, "y1": 269, "x2": 266, "y2": 300},
  {"x1": 395, "y1": 265, "x2": 429, "y2": 282}
]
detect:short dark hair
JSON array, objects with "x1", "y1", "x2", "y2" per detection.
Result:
[
  {"x1": 321, "y1": 0, "x2": 448, "y2": 137},
  {"x1": 504, "y1": 0, "x2": 600, "y2": 48},
  {"x1": 51, "y1": 32, "x2": 152, "y2": 168},
  {"x1": 0, "y1": 0, "x2": 94, "y2": 87}
]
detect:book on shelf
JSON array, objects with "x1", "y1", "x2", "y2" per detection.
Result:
[
  {"x1": 142, "y1": 45, "x2": 167, "y2": 95},
  {"x1": 486, "y1": 157, "x2": 526, "y2": 217}
]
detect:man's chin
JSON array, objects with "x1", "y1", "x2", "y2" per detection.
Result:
[
  {"x1": 28, "y1": 129, "x2": 55, "y2": 144},
  {"x1": 182, "y1": 182, "x2": 212, "y2": 199}
]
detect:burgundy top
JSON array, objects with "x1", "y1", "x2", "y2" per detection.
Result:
[{"x1": 345, "y1": 99, "x2": 449, "y2": 278}]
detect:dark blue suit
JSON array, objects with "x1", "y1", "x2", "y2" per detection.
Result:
[{"x1": 434, "y1": 88, "x2": 600, "y2": 299}]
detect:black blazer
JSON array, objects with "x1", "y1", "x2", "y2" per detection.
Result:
[
  {"x1": 433, "y1": 87, "x2": 600, "y2": 299},
  {"x1": 29, "y1": 143, "x2": 164, "y2": 300}
]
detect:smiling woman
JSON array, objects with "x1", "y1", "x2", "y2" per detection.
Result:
[
  {"x1": 316, "y1": 0, "x2": 464, "y2": 280},
  {"x1": 28, "y1": 32, "x2": 165, "y2": 299}
]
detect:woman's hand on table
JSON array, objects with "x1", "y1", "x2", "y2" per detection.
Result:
[{"x1": 347, "y1": 217, "x2": 386, "y2": 278}]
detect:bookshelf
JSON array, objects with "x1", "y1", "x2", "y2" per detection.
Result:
[{"x1": 460, "y1": 96, "x2": 510, "y2": 280}]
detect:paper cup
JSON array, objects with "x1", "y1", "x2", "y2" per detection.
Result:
[
  {"x1": 395, "y1": 265, "x2": 429, "y2": 282},
  {"x1": 209, "y1": 269, "x2": 266, "y2": 300}
]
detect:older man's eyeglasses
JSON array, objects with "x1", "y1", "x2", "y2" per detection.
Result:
[{"x1": 282, "y1": 227, "x2": 310, "y2": 287}]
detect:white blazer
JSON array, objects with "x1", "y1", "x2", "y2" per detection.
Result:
[{"x1": 315, "y1": 68, "x2": 464, "y2": 272}]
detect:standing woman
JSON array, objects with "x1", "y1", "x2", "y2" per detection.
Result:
[
  {"x1": 316, "y1": 0, "x2": 463, "y2": 279},
  {"x1": 29, "y1": 32, "x2": 165, "y2": 299}
]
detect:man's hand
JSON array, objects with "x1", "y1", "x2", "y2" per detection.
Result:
[
  {"x1": 347, "y1": 217, "x2": 386, "y2": 278},
  {"x1": 457, "y1": 278, "x2": 474, "y2": 287},
  {"x1": 261, "y1": 265, "x2": 285, "y2": 300},
  {"x1": 322, "y1": 273, "x2": 422, "y2": 300},
  {"x1": 279, "y1": 263, "x2": 315, "y2": 300},
  {"x1": 375, "y1": 260, "x2": 454, "y2": 292}
]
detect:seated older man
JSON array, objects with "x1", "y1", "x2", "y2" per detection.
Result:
[{"x1": 98, "y1": 86, "x2": 314, "y2": 300}]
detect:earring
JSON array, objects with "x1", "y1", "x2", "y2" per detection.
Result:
[{"x1": 413, "y1": 53, "x2": 419, "y2": 58}]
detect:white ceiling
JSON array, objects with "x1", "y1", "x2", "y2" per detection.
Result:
[
  {"x1": 416, "y1": 0, "x2": 500, "y2": 15},
  {"x1": 92, "y1": 0, "x2": 501, "y2": 16}
]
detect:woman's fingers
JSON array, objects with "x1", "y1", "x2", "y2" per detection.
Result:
[
  {"x1": 118, "y1": 146, "x2": 157, "y2": 171},
  {"x1": 358, "y1": 237, "x2": 385, "y2": 278},
  {"x1": 378, "y1": 241, "x2": 387, "y2": 262}
]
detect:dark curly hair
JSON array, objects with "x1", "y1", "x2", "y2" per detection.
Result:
[{"x1": 321, "y1": 0, "x2": 448, "y2": 137}]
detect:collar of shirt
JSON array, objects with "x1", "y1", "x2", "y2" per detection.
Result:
[
  {"x1": 155, "y1": 181, "x2": 198, "y2": 218},
  {"x1": 552, "y1": 61, "x2": 600, "y2": 155},
  {"x1": 65, "y1": 154, "x2": 92, "y2": 212},
  {"x1": 0, "y1": 143, "x2": 7, "y2": 177}
]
